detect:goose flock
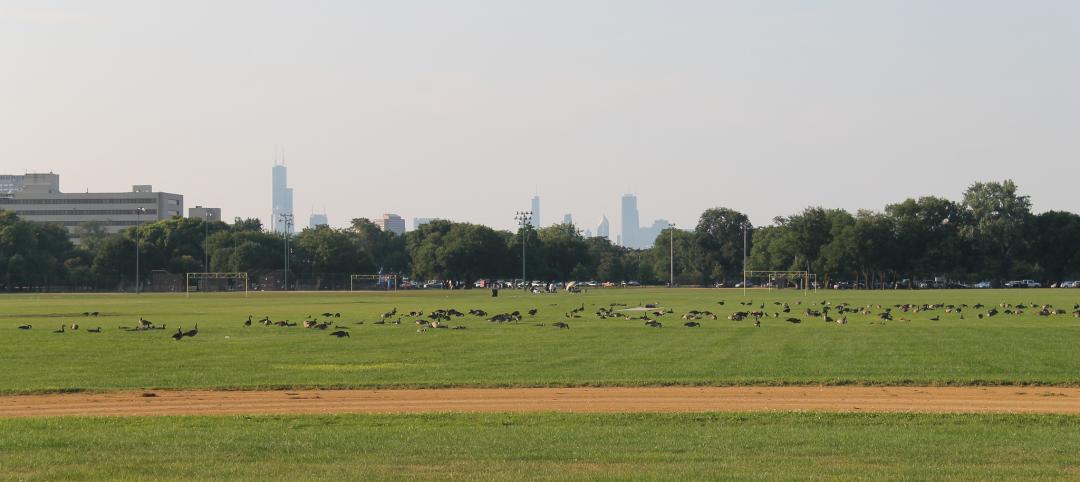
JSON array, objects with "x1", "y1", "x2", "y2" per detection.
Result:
[{"x1": 11, "y1": 299, "x2": 1079, "y2": 342}]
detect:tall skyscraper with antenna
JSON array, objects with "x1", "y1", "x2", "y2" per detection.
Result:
[
  {"x1": 271, "y1": 161, "x2": 294, "y2": 234},
  {"x1": 530, "y1": 194, "x2": 541, "y2": 228}
]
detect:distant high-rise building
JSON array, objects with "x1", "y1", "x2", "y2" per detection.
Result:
[
  {"x1": 639, "y1": 219, "x2": 672, "y2": 248},
  {"x1": 621, "y1": 194, "x2": 639, "y2": 248},
  {"x1": 413, "y1": 217, "x2": 434, "y2": 229},
  {"x1": 377, "y1": 213, "x2": 406, "y2": 236},
  {"x1": 271, "y1": 164, "x2": 294, "y2": 234},
  {"x1": 530, "y1": 195, "x2": 541, "y2": 228},
  {"x1": 189, "y1": 206, "x2": 222, "y2": 222},
  {"x1": 597, "y1": 215, "x2": 610, "y2": 240},
  {"x1": 309, "y1": 212, "x2": 328, "y2": 228},
  {"x1": 584, "y1": 229, "x2": 593, "y2": 238},
  {"x1": 562, "y1": 213, "x2": 573, "y2": 225}
]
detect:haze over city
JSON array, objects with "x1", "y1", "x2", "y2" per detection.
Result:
[{"x1": 2, "y1": 1, "x2": 1077, "y2": 233}]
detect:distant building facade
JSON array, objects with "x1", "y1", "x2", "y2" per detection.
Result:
[
  {"x1": 309, "y1": 212, "x2": 328, "y2": 228},
  {"x1": 0, "y1": 173, "x2": 182, "y2": 241},
  {"x1": 189, "y1": 206, "x2": 222, "y2": 222},
  {"x1": 271, "y1": 164, "x2": 294, "y2": 234},
  {"x1": 377, "y1": 213, "x2": 406, "y2": 235},
  {"x1": 413, "y1": 217, "x2": 434, "y2": 229},
  {"x1": 639, "y1": 219, "x2": 672, "y2": 248},
  {"x1": 562, "y1": 213, "x2": 573, "y2": 225}
]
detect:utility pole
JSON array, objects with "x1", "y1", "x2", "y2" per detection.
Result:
[
  {"x1": 278, "y1": 213, "x2": 293, "y2": 291},
  {"x1": 514, "y1": 211, "x2": 532, "y2": 287},
  {"x1": 135, "y1": 207, "x2": 146, "y2": 294},
  {"x1": 669, "y1": 222, "x2": 676, "y2": 288}
]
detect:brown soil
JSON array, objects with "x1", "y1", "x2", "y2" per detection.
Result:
[{"x1": 3, "y1": 386, "x2": 1080, "y2": 417}]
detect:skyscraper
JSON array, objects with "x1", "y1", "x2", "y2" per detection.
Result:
[
  {"x1": 621, "y1": 194, "x2": 639, "y2": 248},
  {"x1": 309, "y1": 212, "x2": 328, "y2": 228},
  {"x1": 530, "y1": 195, "x2": 540, "y2": 228},
  {"x1": 271, "y1": 164, "x2": 294, "y2": 234},
  {"x1": 640, "y1": 219, "x2": 672, "y2": 248},
  {"x1": 377, "y1": 213, "x2": 406, "y2": 236},
  {"x1": 597, "y1": 215, "x2": 610, "y2": 240},
  {"x1": 562, "y1": 213, "x2": 573, "y2": 225}
]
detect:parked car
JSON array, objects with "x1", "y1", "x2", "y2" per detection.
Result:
[{"x1": 973, "y1": 281, "x2": 992, "y2": 289}]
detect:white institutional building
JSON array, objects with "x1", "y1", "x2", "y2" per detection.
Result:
[{"x1": 0, "y1": 173, "x2": 183, "y2": 241}]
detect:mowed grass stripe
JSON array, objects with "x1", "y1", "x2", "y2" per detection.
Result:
[
  {"x1": 1, "y1": 412, "x2": 1078, "y2": 481},
  {"x1": 1, "y1": 289, "x2": 1079, "y2": 394}
]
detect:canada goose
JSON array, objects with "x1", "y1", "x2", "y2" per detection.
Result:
[
  {"x1": 53, "y1": 325, "x2": 65, "y2": 333},
  {"x1": 17, "y1": 324, "x2": 31, "y2": 330},
  {"x1": 553, "y1": 321, "x2": 570, "y2": 329},
  {"x1": 171, "y1": 327, "x2": 184, "y2": 340},
  {"x1": 87, "y1": 327, "x2": 102, "y2": 333},
  {"x1": 183, "y1": 324, "x2": 198, "y2": 337},
  {"x1": 329, "y1": 330, "x2": 350, "y2": 338},
  {"x1": 71, "y1": 323, "x2": 79, "y2": 330},
  {"x1": 684, "y1": 321, "x2": 700, "y2": 327},
  {"x1": 244, "y1": 316, "x2": 252, "y2": 327}
]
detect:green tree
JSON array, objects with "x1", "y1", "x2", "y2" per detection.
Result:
[
  {"x1": 1032, "y1": 211, "x2": 1080, "y2": 283},
  {"x1": 694, "y1": 207, "x2": 751, "y2": 283},
  {"x1": 961, "y1": 180, "x2": 1032, "y2": 281}
]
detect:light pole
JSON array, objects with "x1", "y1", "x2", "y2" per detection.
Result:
[
  {"x1": 278, "y1": 213, "x2": 293, "y2": 291},
  {"x1": 742, "y1": 222, "x2": 748, "y2": 297},
  {"x1": 669, "y1": 222, "x2": 676, "y2": 288},
  {"x1": 203, "y1": 210, "x2": 210, "y2": 271},
  {"x1": 514, "y1": 211, "x2": 532, "y2": 287},
  {"x1": 135, "y1": 207, "x2": 146, "y2": 294}
]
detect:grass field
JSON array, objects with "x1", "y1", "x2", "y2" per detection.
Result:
[
  {"x1": 1, "y1": 288, "x2": 1078, "y2": 394},
  {"x1": 0, "y1": 412, "x2": 1076, "y2": 481}
]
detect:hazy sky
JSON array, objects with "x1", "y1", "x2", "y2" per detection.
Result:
[{"x1": 2, "y1": 1, "x2": 1077, "y2": 233}]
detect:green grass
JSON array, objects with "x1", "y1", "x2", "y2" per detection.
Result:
[
  {"x1": 1, "y1": 288, "x2": 1079, "y2": 394},
  {"x1": 1, "y1": 412, "x2": 1077, "y2": 481}
]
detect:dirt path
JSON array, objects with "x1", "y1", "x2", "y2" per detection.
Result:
[{"x1": 3, "y1": 386, "x2": 1080, "y2": 417}]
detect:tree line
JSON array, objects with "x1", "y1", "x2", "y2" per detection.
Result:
[{"x1": 1, "y1": 180, "x2": 1078, "y2": 291}]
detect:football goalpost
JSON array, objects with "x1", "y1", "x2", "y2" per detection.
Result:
[
  {"x1": 186, "y1": 272, "x2": 249, "y2": 296},
  {"x1": 742, "y1": 270, "x2": 816, "y2": 296},
  {"x1": 350, "y1": 274, "x2": 398, "y2": 291}
]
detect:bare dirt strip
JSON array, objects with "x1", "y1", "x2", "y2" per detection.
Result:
[{"x1": 2, "y1": 386, "x2": 1080, "y2": 417}]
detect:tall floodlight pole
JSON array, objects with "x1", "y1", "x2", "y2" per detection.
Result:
[
  {"x1": 514, "y1": 211, "x2": 532, "y2": 287},
  {"x1": 669, "y1": 223, "x2": 676, "y2": 288},
  {"x1": 135, "y1": 207, "x2": 146, "y2": 294},
  {"x1": 279, "y1": 213, "x2": 293, "y2": 291},
  {"x1": 742, "y1": 222, "x2": 748, "y2": 297},
  {"x1": 203, "y1": 210, "x2": 210, "y2": 270}
]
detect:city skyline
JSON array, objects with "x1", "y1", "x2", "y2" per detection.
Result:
[{"x1": 2, "y1": 2, "x2": 1076, "y2": 232}]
